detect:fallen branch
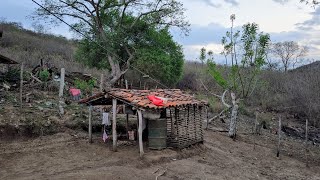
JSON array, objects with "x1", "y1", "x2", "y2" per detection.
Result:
[
  {"x1": 155, "y1": 167, "x2": 168, "y2": 180},
  {"x1": 199, "y1": 79, "x2": 231, "y2": 108},
  {"x1": 29, "y1": 72, "x2": 43, "y2": 83},
  {"x1": 207, "y1": 108, "x2": 229, "y2": 123},
  {"x1": 199, "y1": 79, "x2": 221, "y2": 98}
]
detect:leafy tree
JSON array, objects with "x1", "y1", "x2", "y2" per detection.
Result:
[
  {"x1": 75, "y1": 22, "x2": 184, "y2": 86},
  {"x1": 207, "y1": 50, "x2": 214, "y2": 64},
  {"x1": 32, "y1": 0, "x2": 189, "y2": 87},
  {"x1": 271, "y1": 41, "x2": 308, "y2": 72},
  {"x1": 134, "y1": 27, "x2": 184, "y2": 86},
  {"x1": 199, "y1": 47, "x2": 206, "y2": 65},
  {"x1": 207, "y1": 21, "x2": 270, "y2": 138}
]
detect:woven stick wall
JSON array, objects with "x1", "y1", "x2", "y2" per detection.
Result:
[{"x1": 166, "y1": 105, "x2": 204, "y2": 148}]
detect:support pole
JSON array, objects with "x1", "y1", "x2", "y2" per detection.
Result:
[
  {"x1": 100, "y1": 74, "x2": 104, "y2": 91},
  {"x1": 20, "y1": 62, "x2": 24, "y2": 110},
  {"x1": 126, "y1": 113, "x2": 129, "y2": 139},
  {"x1": 305, "y1": 119, "x2": 309, "y2": 167},
  {"x1": 254, "y1": 112, "x2": 258, "y2": 150},
  {"x1": 277, "y1": 116, "x2": 281, "y2": 157},
  {"x1": 125, "y1": 79, "x2": 128, "y2": 89},
  {"x1": 206, "y1": 107, "x2": 209, "y2": 130},
  {"x1": 59, "y1": 68, "x2": 65, "y2": 115},
  {"x1": 137, "y1": 109, "x2": 144, "y2": 157},
  {"x1": 112, "y1": 99, "x2": 117, "y2": 151},
  {"x1": 88, "y1": 105, "x2": 93, "y2": 143}
]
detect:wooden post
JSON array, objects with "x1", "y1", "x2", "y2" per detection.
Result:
[
  {"x1": 59, "y1": 68, "x2": 65, "y2": 115},
  {"x1": 254, "y1": 112, "x2": 258, "y2": 150},
  {"x1": 100, "y1": 74, "x2": 104, "y2": 91},
  {"x1": 137, "y1": 109, "x2": 144, "y2": 157},
  {"x1": 20, "y1": 62, "x2": 24, "y2": 110},
  {"x1": 277, "y1": 116, "x2": 281, "y2": 157},
  {"x1": 206, "y1": 107, "x2": 209, "y2": 130},
  {"x1": 125, "y1": 79, "x2": 128, "y2": 89},
  {"x1": 305, "y1": 119, "x2": 309, "y2": 167},
  {"x1": 126, "y1": 113, "x2": 129, "y2": 139},
  {"x1": 88, "y1": 105, "x2": 93, "y2": 143},
  {"x1": 112, "y1": 99, "x2": 117, "y2": 151}
]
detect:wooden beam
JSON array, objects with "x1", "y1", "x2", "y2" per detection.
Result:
[
  {"x1": 137, "y1": 109, "x2": 144, "y2": 157},
  {"x1": 88, "y1": 105, "x2": 93, "y2": 143},
  {"x1": 112, "y1": 98, "x2": 117, "y2": 151}
]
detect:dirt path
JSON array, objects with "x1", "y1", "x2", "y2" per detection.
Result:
[{"x1": 1, "y1": 130, "x2": 319, "y2": 180}]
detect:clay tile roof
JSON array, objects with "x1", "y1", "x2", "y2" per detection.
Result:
[
  {"x1": 106, "y1": 88, "x2": 208, "y2": 109},
  {"x1": 79, "y1": 88, "x2": 208, "y2": 109}
]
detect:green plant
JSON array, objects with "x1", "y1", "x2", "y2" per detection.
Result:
[
  {"x1": 39, "y1": 69, "x2": 50, "y2": 82},
  {"x1": 74, "y1": 78, "x2": 96, "y2": 95}
]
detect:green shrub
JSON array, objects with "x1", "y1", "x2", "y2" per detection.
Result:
[
  {"x1": 74, "y1": 78, "x2": 96, "y2": 95},
  {"x1": 39, "y1": 69, "x2": 50, "y2": 82}
]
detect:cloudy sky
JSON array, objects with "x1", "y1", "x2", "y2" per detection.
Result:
[{"x1": 0, "y1": 0, "x2": 319, "y2": 63}]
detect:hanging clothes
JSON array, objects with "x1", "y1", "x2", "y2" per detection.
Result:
[
  {"x1": 102, "y1": 126, "x2": 108, "y2": 142},
  {"x1": 102, "y1": 112, "x2": 111, "y2": 125}
]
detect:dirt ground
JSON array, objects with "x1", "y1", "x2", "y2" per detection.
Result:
[{"x1": 1, "y1": 128, "x2": 319, "y2": 180}]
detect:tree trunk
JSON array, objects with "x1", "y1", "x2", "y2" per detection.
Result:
[{"x1": 228, "y1": 92, "x2": 239, "y2": 139}]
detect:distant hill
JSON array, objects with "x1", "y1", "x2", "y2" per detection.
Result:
[
  {"x1": 293, "y1": 61, "x2": 320, "y2": 72},
  {"x1": 0, "y1": 21, "x2": 102, "y2": 77}
]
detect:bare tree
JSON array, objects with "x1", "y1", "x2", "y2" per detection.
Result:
[
  {"x1": 272, "y1": 41, "x2": 308, "y2": 72},
  {"x1": 300, "y1": 0, "x2": 319, "y2": 6}
]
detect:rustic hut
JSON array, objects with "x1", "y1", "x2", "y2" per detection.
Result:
[{"x1": 79, "y1": 88, "x2": 208, "y2": 156}]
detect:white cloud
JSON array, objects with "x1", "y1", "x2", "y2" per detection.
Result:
[{"x1": 272, "y1": 0, "x2": 291, "y2": 5}]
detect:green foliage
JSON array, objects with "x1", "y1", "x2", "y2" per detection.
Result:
[
  {"x1": 207, "y1": 50, "x2": 214, "y2": 64},
  {"x1": 62, "y1": 0, "x2": 189, "y2": 85},
  {"x1": 76, "y1": 23, "x2": 184, "y2": 86},
  {"x1": 74, "y1": 78, "x2": 96, "y2": 95},
  {"x1": 134, "y1": 27, "x2": 184, "y2": 85},
  {"x1": 199, "y1": 47, "x2": 206, "y2": 64},
  {"x1": 39, "y1": 69, "x2": 50, "y2": 82},
  {"x1": 207, "y1": 61, "x2": 228, "y2": 89},
  {"x1": 208, "y1": 22, "x2": 270, "y2": 99}
]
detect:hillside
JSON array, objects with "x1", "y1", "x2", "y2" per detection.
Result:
[
  {"x1": 0, "y1": 21, "x2": 104, "y2": 77},
  {"x1": 1, "y1": 21, "x2": 320, "y2": 180},
  {"x1": 293, "y1": 61, "x2": 320, "y2": 72}
]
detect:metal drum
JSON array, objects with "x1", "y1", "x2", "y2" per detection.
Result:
[{"x1": 148, "y1": 118, "x2": 167, "y2": 150}]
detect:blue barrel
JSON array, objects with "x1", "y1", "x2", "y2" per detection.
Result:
[{"x1": 148, "y1": 119, "x2": 167, "y2": 150}]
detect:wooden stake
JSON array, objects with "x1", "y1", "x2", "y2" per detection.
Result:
[
  {"x1": 125, "y1": 79, "x2": 128, "y2": 89},
  {"x1": 254, "y1": 112, "x2": 258, "y2": 150},
  {"x1": 126, "y1": 113, "x2": 129, "y2": 139},
  {"x1": 58, "y1": 68, "x2": 65, "y2": 115},
  {"x1": 206, "y1": 107, "x2": 209, "y2": 130},
  {"x1": 137, "y1": 109, "x2": 144, "y2": 157},
  {"x1": 112, "y1": 99, "x2": 117, "y2": 151},
  {"x1": 20, "y1": 62, "x2": 24, "y2": 110},
  {"x1": 88, "y1": 105, "x2": 93, "y2": 143},
  {"x1": 305, "y1": 119, "x2": 309, "y2": 167},
  {"x1": 100, "y1": 74, "x2": 104, "y2": 91},
  {"x1": 277, "y1": 116, "x2": 281, "y2": 157}
]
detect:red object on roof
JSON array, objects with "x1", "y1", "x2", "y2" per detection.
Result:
[{"x1": 147, "y1": 95, "x2": 164, "y2": 106}]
